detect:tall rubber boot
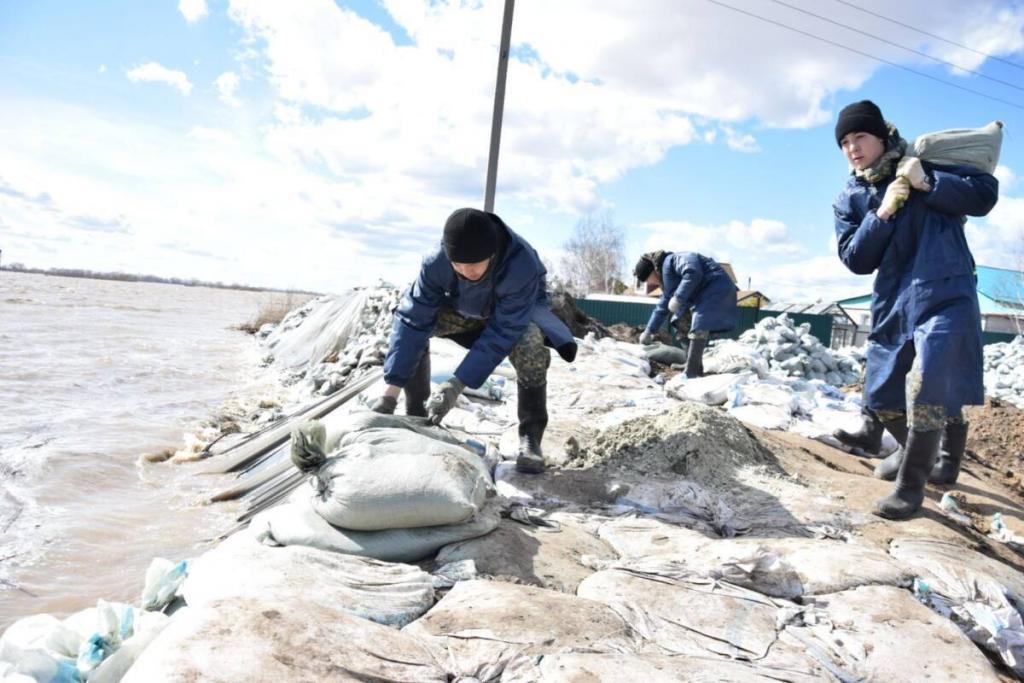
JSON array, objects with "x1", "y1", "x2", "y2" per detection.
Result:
[
  {"x1": 404, "y1": 349, "x2": 431, "y2": 418},
  {"x1": 873, "y1": 415, "x2": 909, "y2": 481},
  {"x1": 833, "y1": 409, "x2": 884, "y2": 456},
  {"x1": 516, "y1": 383, "x2": 548, "y2": 474},
  {"x1": 684, "y1": 337, "x2": 708, "y2": 379},
  {"x1": 873, "y1": 428, "x2": 942, "y2": 520},
  {"x1": 929, "y1": 421, "x2": 968, "y2": 485}
]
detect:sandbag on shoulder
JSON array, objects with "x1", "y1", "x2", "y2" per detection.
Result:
[
  {"x1": 913, "y1": 121, "x2": 1003, "y2": 173},
  {"x1": 309, "y1": 426, "x2": 492, "y2": 530}
]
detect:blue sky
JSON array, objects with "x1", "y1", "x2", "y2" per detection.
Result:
[{"x1": 2, "y1": 0, "x2": 1023, "y2": 300}]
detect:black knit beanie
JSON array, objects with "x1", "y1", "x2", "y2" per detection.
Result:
[
  {"x1": 633, "y1": 256, "x2": 655, "y2": 282},
  {"x1": 835, "y1": 100, "x2": 888, "y2": 147},
  {"x1": 443, "y1": 208, "x2": 498, "y2": 263}
]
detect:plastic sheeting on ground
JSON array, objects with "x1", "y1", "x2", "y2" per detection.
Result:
[
  {"x1": 122, "y1": 597, "x2": 446, "y2": 683},
  {"x1": 253, "y1": 490, "x2": 501, "y2": 563},
  {"x1": 401, "y1": 580, "x2": 635, "y2": 681},
  {"x1": 593, "y1": 520, "x2": 910, "y2": 599},
  {"x1": 182, "y1": 529, "x2": 435, "y2": 627},
  {"x1": 891, "y1": 536, "x2": 1024, "y2": 675},
  {"x1": 787, "y1": 585, "x2": 1002, "y2": 682}
]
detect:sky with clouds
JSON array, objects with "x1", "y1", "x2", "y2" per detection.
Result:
[{"x1": 2, "y1": 0, "x2": 1023, "y2": 301}]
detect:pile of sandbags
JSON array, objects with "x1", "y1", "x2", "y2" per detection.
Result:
[
  {"x1": 983, "y1": 336, "x2": 1024, "y2": 407},
  {"x1": 705, "y1": 315, "x2": 863, "y2": 387},
  {"x1": 251, "y1": 412, "x2": 500, "y2": 563},
  {"x1": 0, "y1": 557, "x2": 186, "y2": 683}
]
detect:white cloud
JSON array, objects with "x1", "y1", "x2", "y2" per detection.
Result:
[
  {"x1": 126, "y1": 62, "x2": 193, "y2": 95},
  {"x1": 179, "y1": 0, "x2": 208, "y2": 23},
  {"x1": 215, "y1": 71, "x2": 241, "y2": 106},
  {"x1": 722, "y1": 126, "x2": 760, "y2": 154},
  {"x1": 995, "y1": 164, "x2": 1016, "y2": 189},
  {"x1": 98, "y1": 64, "x2": 107, "y2": 74}
]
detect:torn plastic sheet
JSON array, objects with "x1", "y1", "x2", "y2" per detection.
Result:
[{"x1": 614, "y1": 480, "x2": 750, "y2": 538}]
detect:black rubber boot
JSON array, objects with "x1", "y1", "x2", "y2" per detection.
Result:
[
  {"x1": 404, "y1": 348, "x2": 431, "y2": 418},
  {"x1": 833, "y1": 409, "x2": 884, "y2": 456},
  {"x1": 929, "y1": 421, "x2": 968, "y2": 485},
  {"x1": 873, "y1": 428, "x2": 942, "y2": 520},
  {"x1": 684, "y1": 337, "x2": 708, "y2": 379},
  {"x1": 516, "y1": 383, "x2": 548, "y2": 474},
  {"x1": 873, "y1": 415, "x2": 909, "y2": 481}
]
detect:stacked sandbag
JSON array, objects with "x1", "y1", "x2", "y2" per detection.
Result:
[
  {"x1": 252, "y1": 414, "x2": 499, "y2": 563},
  {"x1": 705, "y1": 314, "x2": 863, "y2": 386},
  {"x1": 983, "y1": 336, "x2": 1024, "y2": 407}
]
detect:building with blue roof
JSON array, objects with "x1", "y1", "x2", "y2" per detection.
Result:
[{"x1": 836, "y1": 265, "x2": 1024, "y2": 345}]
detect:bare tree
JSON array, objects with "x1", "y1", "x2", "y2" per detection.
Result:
[{"x1": 559, "y1": 212, "x2": 626, "y2": 295}]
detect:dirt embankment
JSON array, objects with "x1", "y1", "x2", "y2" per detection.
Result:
[{"x1": 965, "y1": 398, "x2": 1024, "y2": 499}]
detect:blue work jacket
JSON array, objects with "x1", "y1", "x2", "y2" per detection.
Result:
[{"x1": 645, "y1": 252, "x2": 738, "y2": 335}]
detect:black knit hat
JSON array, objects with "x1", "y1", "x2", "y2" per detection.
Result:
[
  {"x1": 835, "y1": 100, "x2": 888, "y2": 147},
  {"x1": 443, "y1": 208, "x2": 498, "y2": 263},
  {"x1": 633, "y1": 256, "x2": 655, "y2": 282}
]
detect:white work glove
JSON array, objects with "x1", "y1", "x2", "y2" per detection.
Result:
[
  {"x1": 426, "y1": 377, "x2": 466, "y2": 425},
  {"x1": 668, "y1": 298, "x2": 682, "y2": 314},
  {"x1": 896, "y1": 156, "x2": 932, "y2": 192},
  {"x1": 638, "y1": 329, "x2": 654, "y2": 345},
  {"x1": 877, "y1": 177, "x2": 910, "y2": 221}
]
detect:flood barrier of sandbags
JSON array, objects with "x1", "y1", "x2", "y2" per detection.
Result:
[{"x1": 984, "y1": 336, "x2": 1024, "y2": 408}]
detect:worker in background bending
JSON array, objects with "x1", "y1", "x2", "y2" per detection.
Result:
[
  {"x1": 634, "y1": 251, "x2": 738, "y2": 378},
  {"x1": 373, "y1": 208, "x2": 578, "y2": 474}
]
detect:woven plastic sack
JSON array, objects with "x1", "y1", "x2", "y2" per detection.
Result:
[{"x1": 913, "y1": 121, "x2": 1003, "y2": 174}]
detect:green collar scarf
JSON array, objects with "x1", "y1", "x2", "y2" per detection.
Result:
[{"x1": 853, "y1": 123, "x2": 908, "y2": 184}]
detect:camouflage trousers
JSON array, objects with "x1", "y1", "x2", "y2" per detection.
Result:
[
  {"x1": 875, "y1": 357, "x2": 964, "y2": 431},
  {"x1": 433, "y1": 308, "x2": 550, "y2": 389}
]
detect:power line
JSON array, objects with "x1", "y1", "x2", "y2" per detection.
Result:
[
  {"x1": 703, "y1": 0, "x2": 1024, "y2": 112},
  {"x1": 831, "y1": 0, "x2": 1024, "y2": 73},
  {"x1": 767, "y1": 0, "x2": 1024, "y2": 94}
]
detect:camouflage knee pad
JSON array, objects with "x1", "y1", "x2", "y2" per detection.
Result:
[
  {"x1": 905, "y1": 360, "x2": 948, "y2": 432},
  {"x1": 508, "y1": 323, "x2": 550, "y2": 389},
  {"x1": 875, "y1": 409, "x2": 905, "y2": 422},
  {"x1": 688, "y1": 330, "x2": 710, "y2": 341}
]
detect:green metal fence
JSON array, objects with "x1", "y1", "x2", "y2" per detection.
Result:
[{"x1": 575, "y1": 298, "x2": 833, "y2": 346}]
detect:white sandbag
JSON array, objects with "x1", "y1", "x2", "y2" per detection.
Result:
[
  {"x1": 913, "y1": 121, "x2": 1003, "y2": 174},
  {"x1": 727, "y1": 382, "x2": 798, "y2": 412},
  {"x1": 252, "y1": 492, "x2": 501, "y2": 563},
  {"x1": 727, "y1": 403, "x2": 792, "y2": 430},
  {"x1": 889, "y1": 537, "x2": 1024, "y2": 604},
  {"x1": 122, "y1": 597, "x2": 446, "y2": 683},
  {"x1": 703, "y1": 340, "x2": 769, "y2": 377},
  {"x1": 309, "y1": 426, "x2": 492, "y2": 530},
  {"x1": 401, "y1": 580, "x2": 634, "y2": 680},
  {"x1": 595, "y1": 534, "x2": 910, "y2": 599},
  {"x1": 183, "y1": 529, "x2": 434, "y2": 627},
  {"x1": 500, "y1": 652, "x2": 822, "y2": 682},
  {"x1": 665, "y1": 372, "x2": 753, "y2": 406},
  {"x1": 577, "y1": 567, "x2": 802, "y2": 666},
  {"x1": 788, "y1": 585, "x2": 1001, "y2": 682},
  {"x1": 140, "y1": 558, "x2": 188, "y2": 612},
  {"x1": 315, "y1": 410, "x2": 461, "y2": 455},
  {"x1": 88, "y1": 612, "x2": 170, "y2": 683}
]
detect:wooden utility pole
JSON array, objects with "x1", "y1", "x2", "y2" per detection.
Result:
[{"x1": 484, "y1": 0, "x2": 515, "y2": 213}]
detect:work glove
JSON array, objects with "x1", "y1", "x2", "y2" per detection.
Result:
[
  {"x1": 371, "y1": 395, "x2": 397, "y2": 415},
  {"x1": 877, "y1": 177, "x2": 910, "y2": 220},
  {"x1": 896, "y1": 156, "x2": 932, "y2": 192},
  {"x1": 638, "y1": 329, "x2": 654, "y2": 345},
  {"x1": 426, "y1": 377, "x2": 466, "y2": 425},
  {"x1": 668, "y1": 297, "x2": 682, "y2": 314}
]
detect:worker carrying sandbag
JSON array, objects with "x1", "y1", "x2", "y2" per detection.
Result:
[
  {"x1": 634, "y1": 251, "x2": 738, "y2": 379},
  {"x1": 832, "y1": 100, "x2": 999, "y2": 521},
  {"x1": 371, "y1": 208, "x2": 578, "y2": 474}
]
